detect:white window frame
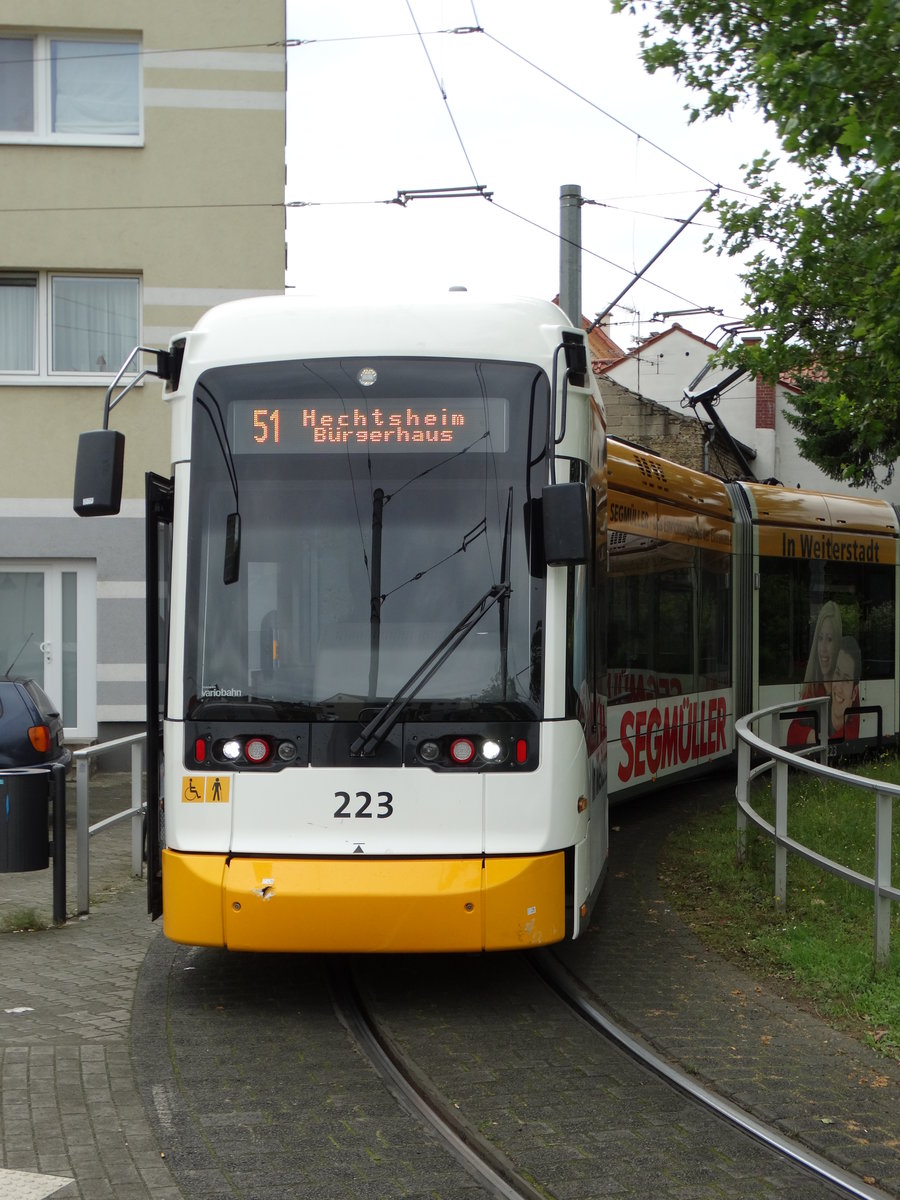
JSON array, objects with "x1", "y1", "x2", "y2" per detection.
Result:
[
  {"x1": 0, "y1": 271, "x2": 142, "y2": 386},
  {"x1": 0, "y1": 31, "x2": 143, "y2": 147}
]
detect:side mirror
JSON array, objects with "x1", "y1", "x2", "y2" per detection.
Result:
[
  {"x1": 542, "y1": 482, "x2": 589, "y2": 565},
  {"x1": 73, "y1": 429, "x2": 125, "y2": 516}
]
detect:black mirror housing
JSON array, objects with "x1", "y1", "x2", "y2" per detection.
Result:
[{"x1": 73, "y1": 429, "x2": 125, "y2": 516}]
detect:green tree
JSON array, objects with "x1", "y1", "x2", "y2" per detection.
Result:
[{"x1": 614, "y1": 0, "x2": 900, "y2": 487}]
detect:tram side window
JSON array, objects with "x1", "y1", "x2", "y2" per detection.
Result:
[
  {"x1": 608, "y1": 532, "x2": 695, "y2": 702},
  {"x1": 699, "y1": 547, "x2": 732, "y2": 689},
  {"x1": 758, "y1": 555, "x2": 895, "y2": 687}
]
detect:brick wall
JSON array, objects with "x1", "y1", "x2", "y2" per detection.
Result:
[{"x1": 755, "y1": 378, "x2": 776, "y2": 429}]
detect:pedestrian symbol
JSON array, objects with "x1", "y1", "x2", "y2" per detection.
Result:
[{"x1": 207, "y1": 776, "x2": 229, "y2": 803}]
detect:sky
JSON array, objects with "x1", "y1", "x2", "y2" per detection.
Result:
[{"x1": 284, "y1": 0, "x2": 787, "y2": 351}]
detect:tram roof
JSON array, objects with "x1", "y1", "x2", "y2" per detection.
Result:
[
  {"x1": 742, "y1": 481, "x2": 899, "y2": 536},
  {"x1": 608, "y1": 438, "x2": 734, "y2": 520},
  {"x1": 178, "y1": 293, "x2": 580, "y2": 372}
]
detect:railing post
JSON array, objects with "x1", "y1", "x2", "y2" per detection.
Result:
[
  {"x1": 763, "y1": 710, "x2": 789, "y2": 908},
  {"x1": 874, "y1": 789, "x2": 892, "y2": 967},
  {"x1": 768, "y1": 710, "x2": 780, "y2": 753},
  {"x1": 816, "y1": 695, "x2": 829, "y2": 765},
  {"x1": 76, "y1": 754, "x2": 90, "y2": 914},
  {"x1": 736, "y1": 738, "x2": 750, "y2": 864},
  {"x1": 773, "y1": 756, "x2": 788, "y2": 909}
]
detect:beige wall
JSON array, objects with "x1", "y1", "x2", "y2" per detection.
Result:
[{"x1": 0, "y1": 0, "x2": 285, "y2": 499}]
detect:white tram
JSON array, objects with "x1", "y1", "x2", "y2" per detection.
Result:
[
  {"x1": 74, "y1": 291, "x2": 900, "y2": 952},
  {"x1": 75, "y1": 294, "x2": 609, "y2": 952}
]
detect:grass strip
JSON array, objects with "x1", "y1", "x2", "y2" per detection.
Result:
[{"x1": 658, "y1": 753, "x2": 900, "y2": 1060}]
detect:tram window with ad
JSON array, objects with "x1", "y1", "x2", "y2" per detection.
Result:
[
  {"x1": 758, "y1": 532, "x2": 896, "y2": 749},
  {"x1": 607, "y1": 521, "x2": 733, "y2": 793}
]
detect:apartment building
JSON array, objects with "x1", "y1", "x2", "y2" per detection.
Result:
[{"x1": 0, "y1": 1, "x2": 286, "y2": 742}]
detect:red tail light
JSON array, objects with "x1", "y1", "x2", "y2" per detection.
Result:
[
  {"x1": 28, "y1": 725, "x2": 52, "y2": 753},
  {"x1": 245, "y1": 737, "x2": 271, "y2": 763},
  {"x1": 449, "y1": 737, "x2": 476, "y2": 764}
]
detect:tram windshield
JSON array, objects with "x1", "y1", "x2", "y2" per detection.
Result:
[{"x1": 183, "y1": 356, "x2": 549, "y2": 723}]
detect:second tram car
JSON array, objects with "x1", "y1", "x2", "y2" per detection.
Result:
[
  {"x1": 74, "y1": 291, "x2": 900, "y2": 951},
  {"x1": 607, "y1": 442, "x2": 899, "y2": 798}
]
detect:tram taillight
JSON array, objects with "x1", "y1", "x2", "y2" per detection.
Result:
[
  {"x1": 449, "y1": 737, "x2": 476, "y2": 764},
  {"x1": 244, "y1": 737, "x2": 271, "y2": 763}
]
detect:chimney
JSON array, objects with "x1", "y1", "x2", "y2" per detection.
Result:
[
  {"x1": 755, "y1": 377, "x2": 776, "y2": 430},
  {"x1": 743, "y1": 336, "x2": 776, "y2": 431}
]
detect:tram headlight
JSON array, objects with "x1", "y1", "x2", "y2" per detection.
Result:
[
  {"x1": 277, "y1": 740, "x2": 298, "y2": 762},
  {"x1": 481, "y1": 739, "x2": 502, "y2": 762},
  {"x1": 418, "y1": 740, "x2": 441, "y2": 763},
  {"x1": 222, "y1": 739, "x2": 242, "y2": 761}
]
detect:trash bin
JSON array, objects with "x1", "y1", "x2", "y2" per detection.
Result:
[{"x1": 0, "y1": 768, "x2": 50, "y2": 872}]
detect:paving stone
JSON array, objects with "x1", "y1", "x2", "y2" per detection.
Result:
[{"x1": 3, "y1": 770, "x2": 898, "y2": 1198}]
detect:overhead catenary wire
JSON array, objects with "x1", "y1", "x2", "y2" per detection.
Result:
[
  {"x1": 404, "y1": 1, "x2": 484, "y2": 190},
  {"x1": 4, "y1": 17, "x2": 758, "y2": 319},
  {"x1": 18, "y1": 24, "x2": 732, "y2": 197}
]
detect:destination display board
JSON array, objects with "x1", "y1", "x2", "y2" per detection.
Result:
[{"x1": 229, "y1": 395, "x2": 510, "y2": 454}]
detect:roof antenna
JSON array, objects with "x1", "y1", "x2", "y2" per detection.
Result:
[{"x1": 4, "y1": 632, "x2": 34, "y2": 676}]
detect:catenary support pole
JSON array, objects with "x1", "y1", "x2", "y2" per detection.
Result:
[{"x1": 559, "y1": 184, "x2": 582, "y2": 327}]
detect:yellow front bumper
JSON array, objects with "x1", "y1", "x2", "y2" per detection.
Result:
[{"x1": 161, "y1": 848, "x2": 566, "y2": 952}]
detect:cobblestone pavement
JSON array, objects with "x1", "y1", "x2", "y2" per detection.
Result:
[
  {"x1": 2, "y1": 771, "x2": 900, "y2": 1199},
  {"x1": 0, "y1": 776, "x2": 179, "y2": 1200}
]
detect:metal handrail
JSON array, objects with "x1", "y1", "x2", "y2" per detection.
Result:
[
  {"x1": 72, "y1": 733, "x2": 146, "y2": 914},
  {"x1": 735, "y1": 698, "x2": 900, "y2": 966}
]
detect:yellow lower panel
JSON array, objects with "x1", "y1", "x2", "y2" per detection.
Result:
[
  {"x1": 161, "y1": 849, "x2": 566, "y2": 952},
  {"x1": 162, "y1": 849, "x2": 227, "y2": 947},
  {"x1": 484, "y1": 853, "x2": 566, "y2": 949}
]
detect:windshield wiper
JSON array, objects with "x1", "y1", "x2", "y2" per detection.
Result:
[{"x1": 349, "y1": 580, "x2": 512, "y2": 757}]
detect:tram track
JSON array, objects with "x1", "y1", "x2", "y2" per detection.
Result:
[
  {"x1": 337, "y1": 950, "x2": 895, "y2": 1200},
  {"x1": 533, "y1": 950, "x2": 895, "y2": 1200},
  {"x1": 329, "y1": 960, "x2": 543, "y2": 1200}
]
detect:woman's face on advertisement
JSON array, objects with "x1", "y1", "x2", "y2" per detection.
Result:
[
  {"x1": 831, "y1": 648, "x2": 857, "y2": 718},
  {"x1": 818, "y1": 617, "x2": 837, "y2": 677}
]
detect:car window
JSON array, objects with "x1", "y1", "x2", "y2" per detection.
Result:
[{"x1": 26, "y1": 681, "x2": 58, "y2": 719}]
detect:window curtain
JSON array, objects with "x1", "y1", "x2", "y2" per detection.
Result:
[
  {"x1": 0, "y1": 278, "x2": 37, "y2": 371},
  {"x1": 51, "y1": 40, "x2": 139, "y2": 135},
  {"x1": 0, "y1": 38, "x2": 34, "y2": 132},
  {"x1": 51, "y1": 277, "x2": 139, "y2": 373}
]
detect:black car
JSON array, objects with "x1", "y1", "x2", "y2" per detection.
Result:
[{"x1": 0, "y1": 676, "x2": 72, "y2": 770}]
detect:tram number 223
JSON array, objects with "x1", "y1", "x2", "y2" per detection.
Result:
[{"x1": 334, "y1": 790, "x2": 394, "y2": 819}]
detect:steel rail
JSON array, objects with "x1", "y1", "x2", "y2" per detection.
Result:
[
  {"x1": 328, "y1": 961, "x2": 545, "y2": 1200},
  {"x1": 533, "y1": 950, "x2": 894, "y2": 1200}
]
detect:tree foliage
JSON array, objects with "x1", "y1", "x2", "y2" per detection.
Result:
[{"x1": 613, "y1": 0, "x2": 900, "y2": 487}]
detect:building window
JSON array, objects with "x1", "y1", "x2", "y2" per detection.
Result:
[
  {"x1": 0, "y1": 34, "x2": 141, "y2": 144},
  {"x1": 0, "y1": 272, "x2": 140, "y2": 383},
  {"x1": 0, "y1": 277, "x2": 36, "y2": 371}
]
